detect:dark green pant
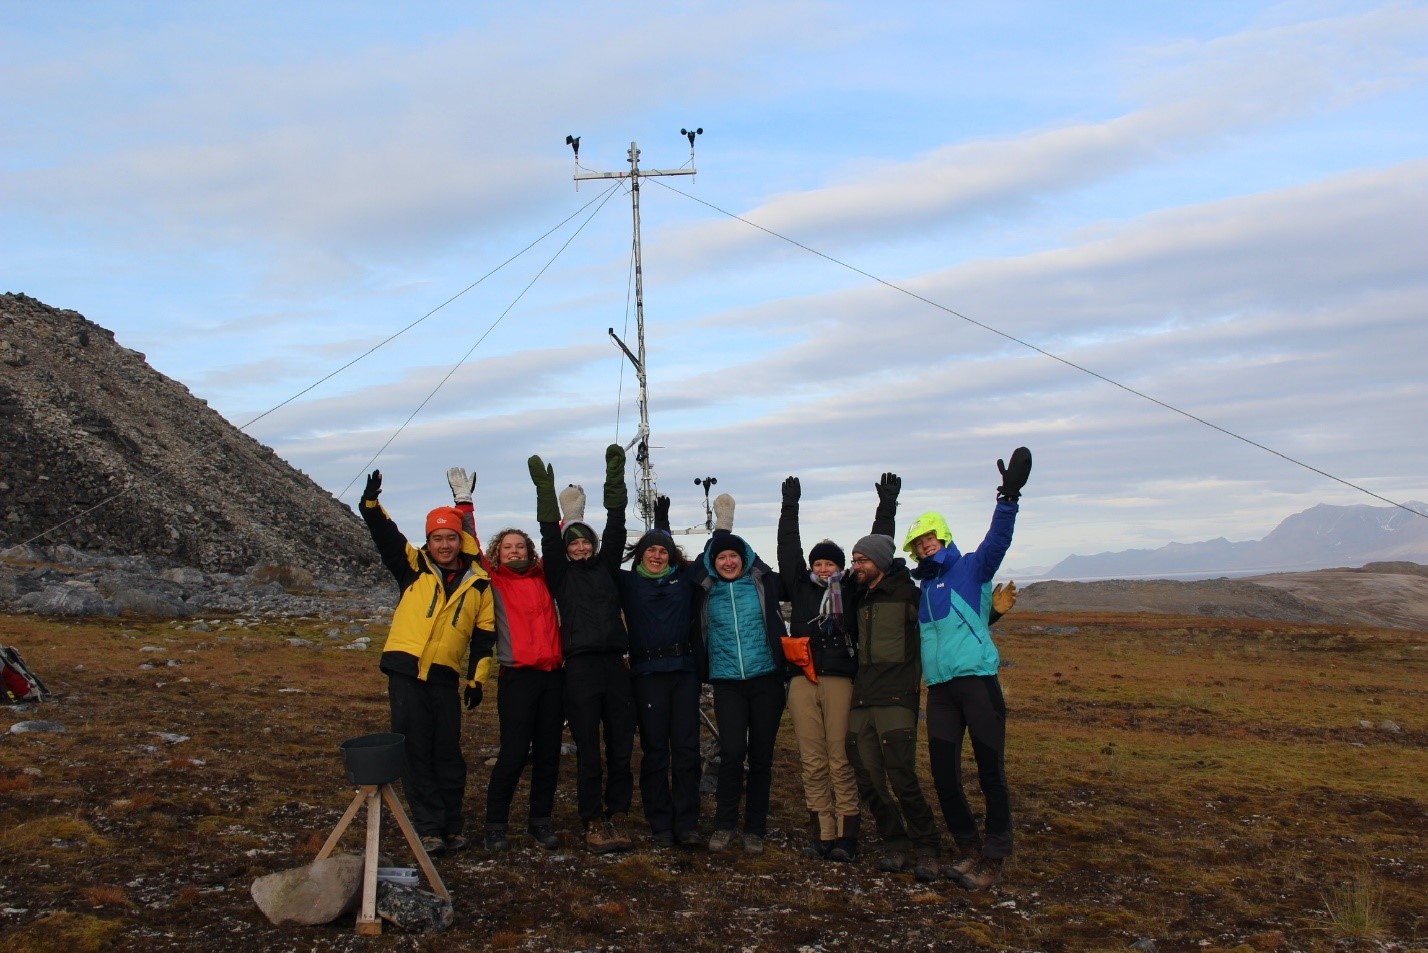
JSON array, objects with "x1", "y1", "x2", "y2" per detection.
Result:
[{"x1": 846, "y1": 705, "x2": 939, "y2": 857}]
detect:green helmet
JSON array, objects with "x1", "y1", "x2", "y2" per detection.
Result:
[{"x1": 902, "y1": 511, "x2": 952, "y2": 558}]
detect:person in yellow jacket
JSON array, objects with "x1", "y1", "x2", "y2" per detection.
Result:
[{"x1": 360, "y1": 470, "x2": 495, "y2": 856}]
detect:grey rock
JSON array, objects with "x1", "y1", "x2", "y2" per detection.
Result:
[
  {"x1": 1129, "y1": 940, "x2": 1157, "y2": 953},
  {"x1": 18, "y1": 583, "x2": 112, "y2": 616},
  {"x1": 1379, "y1": 720, "x2": 1401, "y2": 733},
  {"x1": 375, "y1": 882, "x2": 453, "y2": 933},
  {"x1": 250, "y1": 854, "x2": 363, "y2": 926},
  {"x1": 111, "y1": 588, "x2": 188, "y2": 620},
  {"x1": 10, "y1": 721, "x2": 65, "y2": 734},
  {"x1": 160, "y1": 566, "x2": 206, "y2": 587}
]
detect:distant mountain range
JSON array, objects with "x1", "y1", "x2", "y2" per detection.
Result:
[{"x1": 1034, "y1": 500, "x2": 1428, "y2": 581}]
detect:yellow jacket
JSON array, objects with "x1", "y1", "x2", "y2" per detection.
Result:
[{"x1": 362, "y1": 500, "x2": 495, "y2": 685}]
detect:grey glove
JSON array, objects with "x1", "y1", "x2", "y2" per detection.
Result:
[
  {"x1": 529, "y1": 456, "x2": 559, "y2": 523},
  {"x1": 560, "y1": 484, "x2": 587, "y2": 523},
  {"x1": 604, "y1": 444, "x2": 628, "y2": 511},
  {"x1": 447, "y1": 467, "x2": 475, "y2": 505},
  {"x1": 713, "y1": 493, "x2": 735, "y2": 532}
]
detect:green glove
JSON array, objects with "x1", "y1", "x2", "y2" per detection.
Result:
[
  {"x1": 604, "y1": 443, "x2": 628, "y2": 511},
  {"x1": 529, "y1": 455, "x2": 559, "y2": 523}
]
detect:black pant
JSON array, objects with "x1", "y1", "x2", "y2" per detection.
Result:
[
  {"x1": 563, "y1": 652, "x2": 636, "y2": 822},
  {"x1": 387, "y1": 671, "x2": 465, "y2": 838},
  {"x1": 632, "y1": 668, "x2": 702, "y2": 836},
  {"x1": 926, "y1": 675, "x2": 1012, "y2": 858},
  {"x1": 485, "y1": 666, "x2": 564, "y2": 827},
  {"x1": 711, "y1": 673, "x2": 786, "y2": 836}
]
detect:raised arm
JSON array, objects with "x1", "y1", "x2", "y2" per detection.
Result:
[
  {"x1": 599, "y1": 443, "x2": 628, "y2": 573},
  {"x1": 447, "y1": 466, "x2": 480, "y2": 547},
  {"x1": 776, "y1": 477, "x2": 805, "y2": 580},
  {"x1": 529, "y1": 454, "x2": 567, "y2": 593},
  {"x1": 871, "y1": 472, "x2": 900, "y2": 537},
  {"x1": 358, "y1": 470, "x2": 416, "y2": 587}
]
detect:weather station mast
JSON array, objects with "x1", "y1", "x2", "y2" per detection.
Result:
[{"x1": 566, "y1": 129, "x2": 706, "y2": 534}]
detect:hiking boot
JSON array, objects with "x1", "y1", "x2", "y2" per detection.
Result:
[
  {"x1": 707, "y1": 828, "x2": 736, "y2": 852},
  {"x1": 827, "y1": 814, "x2": 860, "y2": 863},
  {"x1": 526, "y1": 822, "x2": 559, "y2": 850},
  {"x1": 607, "y1": 813, "x2": 634, "y2": 851},
  {"x1": 483, "y1": 825, "x2": 510, "y2": 852},
  {"x1": 946, "y1": 844, "x2": 981, "y2": 878},
  {"x1": 676, "y1": 829, "x2": 703, "y2": 847},
  {"x1": 419, "y1": 834, "x2": 447, "y2": 857},
  {"x1": 955, "y1": 856, "x2": 1004, "y2": 891},
  {"x1": 443, "y1": 834, "x2": 468, "y2": 853},
  {"x1": 877, "y1": 850, "x2": 911, "y2": 873},
  {"x1": 585, "y1": 820, "x2": 623, "y2": 855},
  {"x1": 914, "y1": 856, "x2": 940, "y2": 882},
  {"x1": 802, "y1": 839, "x2": 834, "y2": 860},
  {"x1": 742, "y1": 833, "x2": 765, "y2": 855},
  {"x1": 651, "y1": 830, "x2": 675, "y2": 848}
]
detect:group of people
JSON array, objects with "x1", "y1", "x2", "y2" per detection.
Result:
[{"x1": 358, "y1": 443, "x2": 1031, "y2": 891}]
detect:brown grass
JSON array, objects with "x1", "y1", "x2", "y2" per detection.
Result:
[{"x1": 0, "y1": 610, "x2": 1424, "y2": 952}]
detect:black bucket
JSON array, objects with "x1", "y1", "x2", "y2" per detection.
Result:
[{"x1": 339, "y1": 732, "x2": 405, "y2": 785}]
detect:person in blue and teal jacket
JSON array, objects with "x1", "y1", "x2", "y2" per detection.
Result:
[
  {"x1": 904, "y1": 446, "x2": 1031, "y2": 892},
  {"x1": 691, "y1": 493, "x2": 787, "y2": 856}
]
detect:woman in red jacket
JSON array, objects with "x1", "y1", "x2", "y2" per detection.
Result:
[{"x1": 448, "y1": 468, "x2": 565, "y2": 852}]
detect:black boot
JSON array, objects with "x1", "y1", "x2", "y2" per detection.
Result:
[
  {"x1": 800, "y1": 812, "x2": 833, "y2": 859},
  {"x1": 827, "y1": 814, "x2": 860, "y2": 863}
]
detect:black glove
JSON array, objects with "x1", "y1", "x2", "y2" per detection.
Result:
[
  {"x1": 464, "y1": 683, "x2": 483, "y2": 710},
  {"x1": 782, "y1": 476, "x2": 800, "y2": 506},
  {"x1": 875, "y1": 472, "x2": 901, "y2": 508},
  {"x1": 997, "y1": 447, "x2": 1032, "y2": 502},
  {"x1": 362, "y1": 470, "x2": 382, "y2": 503},
  {"x1": 655, "y1": 495, "x2": 671, "y2": 532}
]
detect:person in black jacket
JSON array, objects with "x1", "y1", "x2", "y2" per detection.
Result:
[
  {"x1": 617, "y1": 494, "x2": 703, "y2": 847},
  {"x1": 777, "y1": 472, "x2": 900, "y2": 862},
  {"x1": 529, "y1": 445, "x2": 636, "y2": 854}
]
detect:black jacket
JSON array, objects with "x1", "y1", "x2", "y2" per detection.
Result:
[
  {"x1": 539, "y1": 504, "x2": 628, "y2": 658},
  {"x1": 777, "y1": 494, "x2": 896, "y2": 681}
]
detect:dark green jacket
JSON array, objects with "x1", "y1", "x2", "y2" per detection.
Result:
[{"x1": 848, "y1": 559, "x2": 921, "y2": 711}]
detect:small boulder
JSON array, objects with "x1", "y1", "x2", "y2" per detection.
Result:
[
  {"x1": 251, "y1": 854, "x2": 363, "y2": 926},
  {"x1": 376, "y1": 882, "x2": 453, "y2": 933}
]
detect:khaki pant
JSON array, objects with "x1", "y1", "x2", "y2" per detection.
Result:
[{"x1": 787, "y1": 674, "x2": 859, "y2": 840}]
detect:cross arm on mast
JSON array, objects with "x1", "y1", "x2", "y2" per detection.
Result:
[{"x1": 570, "y1": 130, "x2": 704, "y2": 534}]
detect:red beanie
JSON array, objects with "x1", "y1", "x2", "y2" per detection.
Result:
[{"x1": 426, "y1": 507, "x2": 463, "y2": 538}]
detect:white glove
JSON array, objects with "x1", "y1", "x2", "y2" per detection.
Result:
[
  {"x1": 559, "y1": 484, "x2": 587, "y2": 523},
  {"x1": 447, "y1": 467, "x2": 475, "y2": 505},
  {"x1": 713, "y1": 493, "x2": 735, "y2": 532}
]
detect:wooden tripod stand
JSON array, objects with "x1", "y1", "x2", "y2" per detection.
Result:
[{"x1": 314, "y1": 783, "x2": 449, "y2": 936}]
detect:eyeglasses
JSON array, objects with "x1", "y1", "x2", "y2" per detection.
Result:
[{"x1": 850, "y1": 557, "x2": 873, "y2": 566}]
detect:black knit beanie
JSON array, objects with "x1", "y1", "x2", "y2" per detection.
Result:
[{"x1": 808, "y1": 539, "x2": 846, "y2": 569}]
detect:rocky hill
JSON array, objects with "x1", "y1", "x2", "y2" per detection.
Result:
[
  {"x1": 0, "y1": 293, "x2": 380, "y2": 583},
  {"x1": 1042, "y1": 499, "x2": 1428, "y2": 580},
  {"x1": 1018, "y1": 561, "x2": 1428, "y2": 631}
]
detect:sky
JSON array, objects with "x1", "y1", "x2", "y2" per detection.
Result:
[{"x1": 4, "y1": 0, "x2": 1427, "y2": 577}]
